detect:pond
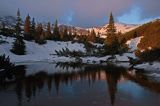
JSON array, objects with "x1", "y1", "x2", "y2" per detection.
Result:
[{"x1": 0, "y1": 62, "x2": 160, "y2": 106}]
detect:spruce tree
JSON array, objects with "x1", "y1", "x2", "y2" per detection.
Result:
[
  {"x1": 30, "y1": 18, "x2": 36, "y2": 40},
  {"x1": 35, "y1": 23, "x2": 46, "y2": 44},
  {"x1": 15, "y1": 8, "x2": 22, "y2": 37},
  {"x1": 63, "y1": 27, "x2": 68, "y2": 41},
  {"x1": 133, "y1": 31, "x2": 138, "y2": 38},
  {"x1": 11, "y1": 36, "x2": 26, "y2": 55},
  {"x1": 90, "y1": 29, "x2": 96, "y2": 42},
  {"x1": 68, "y1": 28, "x2": 73, "y2": 41},
  {"x1": 107, "y1": 12, "x2": 116, "y2": 35},
  {"x1": 46, "y1": 22, "x2": 52, "y2": 39},
  {"x1": 53, "y1": 20, "x2": 60, "y2": 40},
  {"x1": 11, "y1": 9, "x2": 25, "y2": 55},
  {"x1": 24, "y1": 14, "x2": 32, "y2": 40},
  {"x1": 1, "y1": 22, "x2": 6, "y2": 36},
  {"x1": 105, "y1": 12, "x2": 119, "y2": 55}
]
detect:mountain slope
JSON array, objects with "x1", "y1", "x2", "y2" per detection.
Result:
[
  {"x1": 122, "y1": 19, "x2": 160, "y2": 50},
  {"x1": 88, "y1": 23, "x2": 138, "y2": 36},
  {"x1": 0, "y1": 16, "x2": 138, "y2": 37},
  {"x1": 0, "y1": 16, "x2": 17, "y2": 28}
]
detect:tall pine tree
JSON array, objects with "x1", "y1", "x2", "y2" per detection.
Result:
[
  {"x1": 24, "y1": 14, "x2": 32, "y2": 40},
  {"x1": 46, "y1": 22, "x2": 52, "y2": 39},
  {"x1": 35, "y1": 23, "x2": 46, "y2": 44},
  {"x1": 88, "y1": 29, "x2": 96, "y2": 42},
  {"x1": 53, "y1": 20, "x2": 60, "y2": 40},
  {"x1": 30, "y1": 18, "x2": 36, "y2": 40},
  {"x1": 62, "y1": 27, "x2": 68, "y2": 41},
  {"x1": 107, "y1": 12, "x2": 116, "y2": 35},
  {"x1": 11, "y1": 9, "x2": 25, "y2": 55},
  {"x1": 15, "y1": 8, "x2": 22, "y2": 37},
  {"x1": 104, "y1": 12, "x2": 119, "y2": 55}
]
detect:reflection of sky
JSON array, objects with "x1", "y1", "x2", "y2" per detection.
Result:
[
  {"x1": 116, "y1": 81, "x2": 160, "y2": 106},
  {"x1": 0, "y1": 0, "x2": 160, "y2": 27}
]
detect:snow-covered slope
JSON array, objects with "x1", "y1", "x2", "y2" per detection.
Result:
[{"x1": 0, "y1": 35, "x2": 137, "y2": 64}]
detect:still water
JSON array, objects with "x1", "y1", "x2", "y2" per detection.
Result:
[{"x1": 0, "y1": 62, "x2": 160, "y2": 106}]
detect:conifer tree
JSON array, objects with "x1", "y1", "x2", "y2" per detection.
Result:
[
  {"x1": 133, "y1": 31, "x2": 138, "y2": 38},
  {"x1": 24, "y1": 14, "x2": 32, "y2": 40},
  {"x1": 68, "y1": 28, "x2": 73, "y2": 41},
  {"x1": 35, "y1": 23, "x2": 46, "y2": 44},
  {"x1": 30, "y1": 18, "x2": 36, "y2": 40},
  {"x1": 11, "y1": 9, "x2": 25, "y2": 55},
  {"x1": 104, "y1": 12, "x2": 119, "y2": 55},
  {"x1": 11, "y1": 36, "x2": 26, "y2": 55},
  {"x1": 63, "y1": 27, "x2": 68, "y2": 41},
  {"x1": 89, "y1": 29, "x2": 96, "y2": 42},
  {"x1": 53, "y1": 20, "x2": 60, "y2": 40},
  {"x1": 107, "y1": 12, "x2": 116, "y2": 35},
  {"x1": 15, "y1": 8, "x2": 22, "y2": 37},
  {"x1": 46, "y1": 22, "x2": 52, "y2": 39},
  {"x1": 73, "y1": 31, "x2": 77, "y2": 40},
  {"x1": 1, "y1": 22, "x2": 6, "y2": 35}
]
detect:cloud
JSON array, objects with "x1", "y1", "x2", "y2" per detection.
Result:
[
  {"x1": 0, "y1": 0, "x2": 159, "y2": 27},
  {"x1": 139, "y1": 0, "x2": 160, "y2": 19},
  {"x1": 117, "y1": 7, "x2": 142, "y2": 24}
]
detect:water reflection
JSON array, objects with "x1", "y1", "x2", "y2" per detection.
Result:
[{"x1": 0, "y1": 63, "x2": 160, "y2": 106}]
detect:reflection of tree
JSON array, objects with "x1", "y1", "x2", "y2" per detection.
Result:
[
  {"x1": 0, "y1": 64, "x2": 128, "y2": 106},
  {"x1": 25, "y1": 76, "x2": 33, "y2": 101},
  {"x1": 104, "y1": 64, "x2": 124, "y2": 106},
  {"x1": 56, "y1": 62, "x2": 83, "y2": 70},
  {"x1": 16, "y1": 80, "x2": 23, "y2": 106},
  {"x1": 123, "y1": 69, "x2": 160, "y2": 93},
  {"x1": 2, "y1": 63, "x2": 160, "y2": 106},
  {"x1": 47, "y1": 75, "x2": 52, "y2": 93},
  {"x1": 14, "y1": 65, "x2": 26, "y2": 106},
  {"x1": 53, "y1": 74, "x2": 61, "y2": 95}
]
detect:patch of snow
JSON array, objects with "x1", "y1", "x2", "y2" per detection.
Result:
[
  {"x1": 134, "y1": 62, "x2": 160, "y2": 71},
  {"x1": 126, "y1": 36, "x2": 143, "y2": 51},
  {"x1": 147, "y1": 73, "x2": 160, "y2": 78},
  {"x1": 115, "y1": 53, "x2": 137, "y2": 62}
]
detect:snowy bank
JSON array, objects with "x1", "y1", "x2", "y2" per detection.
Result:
[
  {"x1": 134, "y1": 62, "x2": 160, "y2": 71},
  {"x1": 0, "y1": 35, "x2": 136, "y2": 65},
  {"x1": 0, "y1": 35, "x2": 85, "y2": 63}
]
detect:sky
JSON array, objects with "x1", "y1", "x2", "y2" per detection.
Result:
[{"x1": 0, "y1": 0, "x2": 160, "y2": 28}]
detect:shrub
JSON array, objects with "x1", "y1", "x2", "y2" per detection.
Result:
[{"x1": 0, "y1": 54, "x2": 14, "y2": 70}]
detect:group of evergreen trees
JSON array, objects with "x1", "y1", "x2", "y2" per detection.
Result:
[{"x1": 8, "y1": 9, "x2": 127, "y2": 56}]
